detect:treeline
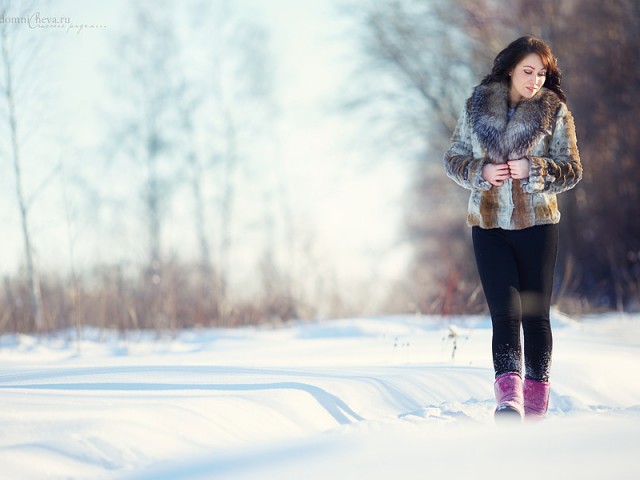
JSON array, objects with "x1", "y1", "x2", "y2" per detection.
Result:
[
  {"x1": 350, "y1": 0, "x2": 640, "y2": 314},
  {"x1": 0, "y1": 1, "x2": 351, "y2": 335},
  {"x1": 2, "y1": 1, "x2": 638, "y2": 336},
  {"x1": 1, "y1": 261, "x2": 303, "y2": 334}
]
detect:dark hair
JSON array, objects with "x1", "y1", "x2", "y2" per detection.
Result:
[{"x1": 481, "y1": 35, "x2": 566, "y2": 102}]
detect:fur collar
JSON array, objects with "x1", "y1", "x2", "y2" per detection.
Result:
[{"x1": 469, "y1": 81, "x2": 562, "y2": 163}]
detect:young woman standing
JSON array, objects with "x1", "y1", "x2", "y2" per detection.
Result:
[{"x1": 444, "y1": 36, "x2": 582, "y2": 420}]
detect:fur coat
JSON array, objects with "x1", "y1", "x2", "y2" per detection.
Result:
[{"x1": 444, "y1": 81, "x2": 582, "y2": 230}]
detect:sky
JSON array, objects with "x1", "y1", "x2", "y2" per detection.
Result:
[{"x1": 0, "y1": 0, "x2": 410, "y2": 302}]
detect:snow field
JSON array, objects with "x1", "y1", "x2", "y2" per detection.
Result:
[{"x1": 1, "y1": 312, "x2": 639, "y2": 479}]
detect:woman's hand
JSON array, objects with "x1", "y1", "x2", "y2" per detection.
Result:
[
  {"x1": 481, "y1": 163, "x2": 511, "y2": 186},
  {"x1": 507, "y1": 158, "x2": 530, "y2": 180}
]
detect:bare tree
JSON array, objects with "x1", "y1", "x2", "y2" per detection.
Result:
[
  {"x1": 163, "y1": 2, "x2": 294, "y2": 325},
  {"x1": 188, "y1": 5, "x2": 291, "y2": 322},
  {"x1": 106, "y1": 2, "x2": 185, "y2": 328},
  {"x1": 345, "y1": 0, "x2": 491, "y2": 313},
  {"x1": 172, "y1": 77, "x2": 219, "y2": 323},
  {"x1": 550, "y1": 0, "x2": 640, "y2": 311},
  {"x1": 0, "y1": 1, "x2": 45, "y2": 330}
]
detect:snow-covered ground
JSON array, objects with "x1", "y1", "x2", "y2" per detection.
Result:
[{"x1": 1, "y1": 311, "x2": 639, "y2": 479}]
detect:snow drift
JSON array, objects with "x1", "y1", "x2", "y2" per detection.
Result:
[{"x1": 1, "y1": 311, "x2": 639, "y2": 479}]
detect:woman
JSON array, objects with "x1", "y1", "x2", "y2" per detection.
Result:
[{"x1": 444, "y1": 36, "x2": 582, "y2": 420}]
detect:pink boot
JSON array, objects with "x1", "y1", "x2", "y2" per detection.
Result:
[
  {"x1": 524, "y1": 378, "x2": 550, "y2": 420},
  {"x1": 494, "y1": 373, "x2": 524, "y2": 420}
]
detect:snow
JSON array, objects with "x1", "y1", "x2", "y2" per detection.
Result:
[{"x1": 1, "y1": 312, "x2": 639, "y2": 479}]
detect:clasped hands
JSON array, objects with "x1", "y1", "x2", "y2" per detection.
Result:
[{"x1": 481, "y1": 158, "x2": 530, "y2": 187}]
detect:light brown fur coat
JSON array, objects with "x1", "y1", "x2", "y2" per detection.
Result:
[{"x1": 444, "y1": 81, "x2": 582, "y2": 230}]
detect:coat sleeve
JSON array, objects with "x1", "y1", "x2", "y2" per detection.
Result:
[
  {"x1": 443, "y1": 101, "x2": 492, "y2": 191},
  {"x1": 524, "y1": 103, "x2": 582, "y2": 194}
]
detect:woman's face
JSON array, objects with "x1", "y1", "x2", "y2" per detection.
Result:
[{"x1": 509, "y1": 53, "x2": 547, "y2": 104}]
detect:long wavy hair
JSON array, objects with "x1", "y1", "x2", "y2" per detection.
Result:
[{"x1": 481, "y1": 35, "x2": 566, "y2": 102}]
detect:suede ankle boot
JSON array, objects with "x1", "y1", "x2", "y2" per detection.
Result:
[
  {"x1": 524, "y1": 378, "x2": 550, "y2": 420},
  {"x1": 494, "y1": 373, "x2": 524, "y2": 420}
]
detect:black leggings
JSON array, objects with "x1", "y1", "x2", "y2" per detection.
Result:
[{"x1": 472, "y1": 224, "x2": 558, "y2": 382}]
